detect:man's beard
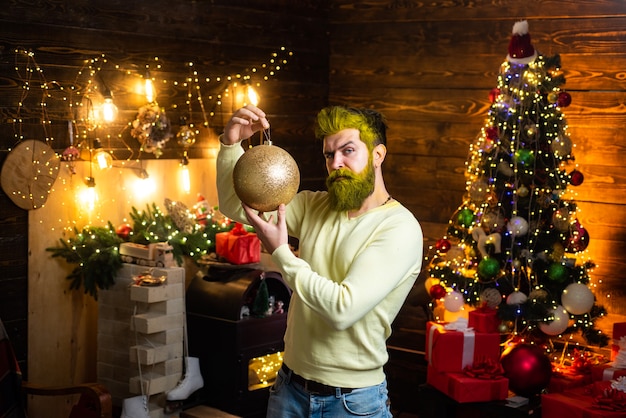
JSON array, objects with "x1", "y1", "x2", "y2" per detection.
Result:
[{"x1": 326, "y1": 162, "x2": 375, "y2": 212}]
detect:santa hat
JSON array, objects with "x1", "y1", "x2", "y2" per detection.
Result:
[{"x1": 506, "y1": 20, "x2": 538, "y2": 65}]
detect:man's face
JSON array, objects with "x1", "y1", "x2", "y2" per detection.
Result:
[{"x1": 323, "y1": 129, "x2": 375, "y2": 211}]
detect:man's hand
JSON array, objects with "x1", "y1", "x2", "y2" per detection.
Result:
[
  {"x1": 222, "y1": 104, "x2": 270, "y2": 145},
  {"x1": 242, "y1": 203, "x2": 288, "y2": 254}
]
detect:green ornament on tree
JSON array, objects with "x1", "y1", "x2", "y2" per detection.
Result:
[
  {"x1": 547, "y1": 263, "x2": 568, "y2": 282},
  {"x1": 514, "y1": 148, "x2": 535, "y2": 166},
  {"x1": 457, "y1": 208, "x2": 475, "y2": 227},
  {"x1": 478, "y1": 257, "x2": 501, "y2": 282}
]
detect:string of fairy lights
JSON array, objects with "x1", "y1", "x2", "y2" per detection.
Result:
[{"x1": 7, "y1": 46, "x2": 292, "y2": 239}]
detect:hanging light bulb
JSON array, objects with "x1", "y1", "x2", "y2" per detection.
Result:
[
  {"x1": 145, "y1": 70, "x2": 155, "y2": 103},
  {"x1": 100, "y1": 92, "x2": 118, "y2": 123},
  {"x1": 83, "y1": 176, "x2": 98, "y2": 212},
  {"x1": 92, "y1": 138, "x2": 112, "y2": 170},
  {"x1": 180, "y1": 153, "x2": 191, "y2": 194},
  {"x1": 245, "y1": 84, "x2": 259, "y2": 106}
]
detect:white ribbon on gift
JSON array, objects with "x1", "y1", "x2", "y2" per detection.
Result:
[
  {"x1": 604, "y1": 367, "x2": 618, "y2": 381},
  {"x1": 427, "y1": 317, "x2": 475, "y2": 368},
  {"x1": 612, "y1": 376, "x2": 626, "y2": 392}
]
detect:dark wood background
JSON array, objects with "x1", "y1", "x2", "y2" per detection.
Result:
[{"x1": 2, "y1": 0, "x2": 626, "y2": 415}]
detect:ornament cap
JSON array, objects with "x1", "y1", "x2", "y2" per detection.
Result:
[{"x1": 507, "y1": 20, "x2": 538, "y2": 65}]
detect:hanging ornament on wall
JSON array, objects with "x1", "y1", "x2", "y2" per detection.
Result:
[
  {"x1": 131, "y1": 102, "x2": 172, "y2": 157},
  {"x1": 1, "y1": 140, "x2": 60, "y2": 210},
  {"x1": 176, "y1": 117, "x2": 197, "y2": 148}
]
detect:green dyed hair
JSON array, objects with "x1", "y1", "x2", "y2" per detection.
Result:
[{"x1": 314, "y1": 106, "x2": 387, "y2": 150}]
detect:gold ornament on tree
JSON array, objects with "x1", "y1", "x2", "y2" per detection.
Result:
[{"x1": 233, "y1": 130, "x2": 300, "y2": 212}]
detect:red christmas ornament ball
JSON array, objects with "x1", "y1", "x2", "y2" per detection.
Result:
[
  {"x1": 429, "y1": 284, "x2": 447, "y2": 300},
  {"x1": 489, "y1": 88, "x2": 501, "y2": 103},
  {"x1": 485, "y1": 126, "x2": 499, "y2": 140},
  {"x1": 435, "y1": 238, "x2": 452, "y2": 253},
  {"x1": 570, "y1": 170, "x2": 584, "y2": 186},
  {"x1": 115, "y1": 223, "x2": 133, "y2": 240},
  {"x1": 501, "y1": 344, "x2": 552, "y2": 397},
  {"x1": 557, "y1": 91, "x2": 572, "y2": 107},
  {"x1": 566, "y1": 220, "x2": 590, "y2": 252}
]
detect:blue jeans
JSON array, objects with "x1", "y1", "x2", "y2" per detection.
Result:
[{"x1": 266, "y1": 366, "x2": 392, "y2": 418}]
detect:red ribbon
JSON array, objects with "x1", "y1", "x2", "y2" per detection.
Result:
[
  {"x1": 463, "y1": 358, "x2": 505, "y2": 380},
  {"x1": 593, "y1": 388, "x2": 626, "y2": 411},
  {"x1": 231, "y1": 222, "x2": 248, "y2": 236}
]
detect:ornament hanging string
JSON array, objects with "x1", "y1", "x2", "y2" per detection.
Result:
[{"x1": 262, "y1": 126, "x2": 272, "y2": 146}]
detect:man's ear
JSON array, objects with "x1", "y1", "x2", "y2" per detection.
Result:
[{"x1": 373, "y1": 143, "x2": 387, "y2": 167}]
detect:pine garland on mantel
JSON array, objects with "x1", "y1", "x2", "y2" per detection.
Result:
[{"x1": 46, "y1": 200, "x2": 234, "y2": 300}]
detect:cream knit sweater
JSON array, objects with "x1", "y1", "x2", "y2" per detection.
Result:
[{"x1": 217, "y1": 143, "x2": 423, "y2": 388}]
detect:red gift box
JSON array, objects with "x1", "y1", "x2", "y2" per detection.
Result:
[
  {"x1": 426, "y1": 365, "x2": 508, "y2": 403},
  {"x1": 591, "y1": 364, "x2": 626, "y2": 382},
  {"x1": 542, "y1": 385, "x2": 626, "y2": 418},
  {"x1": 425, "y1": 320, "x2": 501, "y2": 373},
  {"x1": 612, "y1": 323, "x2": 626, "y2": 361},
  {"x1": 468, "y1": 306, "x2": 500, "y2": 333},
  {"x1": 215, "y1": 223, "x2": 260, "y2": 265},
  {"x1": 549, "y1": 372, "x2": 592, "y2": 393}
]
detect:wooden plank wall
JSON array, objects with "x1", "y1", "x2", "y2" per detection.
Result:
[
  {"x1": 327, "y1": 2, "x2": 626, "y2": 411},
  {"x1": 328, "y1": 1, "x2": 626, "y2": 313},
  {"x1": 0, "y1": 1, "x2": 329, "y2": 415}
]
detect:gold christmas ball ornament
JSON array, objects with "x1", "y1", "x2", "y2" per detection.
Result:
[{"x1": 233, "y1": 143, "x2": 300, "y2": 212}]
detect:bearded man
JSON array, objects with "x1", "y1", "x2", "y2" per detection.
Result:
[{"x1": 216, "y1": 104, "x2": 423, "y2": 418}]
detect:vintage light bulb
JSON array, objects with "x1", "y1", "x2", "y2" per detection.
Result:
[
  {"x1": 101, "y1": 96, "x2": 118, "y2": 123},
  {"x1": 245, "y1": 84, "x2": 259, "y2": 106},
  {"x1": 145, "y1": 71, "x2": 155, "y2": 103},
  {"x1": 92, "y1": 138, "x2": 112, "y2": 169},
  {"x1": 180, "y1": 155, "x2": 191, "y2": 194},
  {"x1": 83, "y1": 177, "x2": 98, "y2": 212}
]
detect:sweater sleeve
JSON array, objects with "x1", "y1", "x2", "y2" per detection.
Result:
[{"x1": 216, "y1": 142, "x2": 249, "y2": 223}]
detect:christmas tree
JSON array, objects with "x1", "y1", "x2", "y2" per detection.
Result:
[{"x1": 425, "y1": 21, "x2": 609, "y2": 349}]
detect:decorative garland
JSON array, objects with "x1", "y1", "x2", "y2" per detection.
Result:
[{"x1": 46, "y1": 200, "x2": 235, "y2": 300}]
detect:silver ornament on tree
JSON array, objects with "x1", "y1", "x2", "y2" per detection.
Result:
[{"x1": 233, "y1": 130, "x2": 300, "y2": 212}]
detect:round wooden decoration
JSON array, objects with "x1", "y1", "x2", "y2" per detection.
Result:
[{"x1": 1, "y1": 140, "x2": 60, "y2": 210}]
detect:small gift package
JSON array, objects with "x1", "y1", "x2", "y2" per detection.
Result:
[
  {"x1": 592, "y1": 336, "x2": 626, "y2": 382},
  {"x1": 426, "y1": 359, "x2": 509, "y2": 403},
  {"x1": 549, "y1": 349, "x2": 598, "y2": 393},
  {"x1": 542, "y1": 379, "x2": 626, "y2": 418},
  {"x1": 468, "y1": 304, "x2": 500, "y2": 334},
  {"x1": 215, "y1": 223, "x2": 261, "y2": 265},
  {"x1": 425, "y1": 318, "x2": 501, "y2": 373}
]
